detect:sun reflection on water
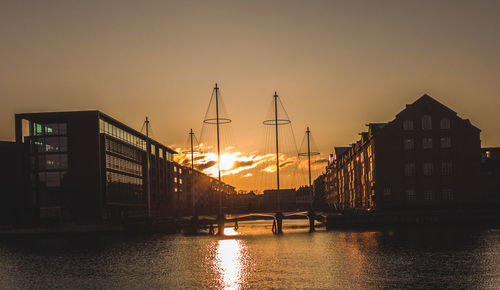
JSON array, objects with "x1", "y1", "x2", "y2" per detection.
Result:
[
  {"x1": 211, "y1": 236, "x2": 248, "y2": 290},
  {"x1": 224, "y1": 228, "x2": 239, "y2": 236}
]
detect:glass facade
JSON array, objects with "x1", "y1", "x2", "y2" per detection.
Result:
[
  {"x1": 99, "y1": 118, "x2": 147, "y2": 151},
  {"x1": 103, "y1": 137, "x2": 145, "y2": 205},
  {"x1": 99, "y1": 117, "x2": 177, "y2": 206},
  {"x1": 99, "y1": 118, "x2": 174, "y2": 161},
  {"x1": 106, "y1": 171, "x2": 144, "y2": 204},
  {"x1": 27, "y1": 121, "x2": 68, "y2": 218}
]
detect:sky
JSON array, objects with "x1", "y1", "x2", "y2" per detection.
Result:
[{"x1": 1, "y1": 0, "x2": 500, "y2": 191}]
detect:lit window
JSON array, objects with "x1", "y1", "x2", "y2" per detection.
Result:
[
  {"x1": 442, "y1": 161, "x2": 453, "y2": 176},
  {"x1": 424, "y1": 190, "x2": 434, "y2": 201},
  {"x1": 405, "y1": 190, "x2": 417, "y2": 201},
  {"x1": 33, "y1": 123, "x2": 43, "y2": 136},
  {"x1": 486, "y1": 151, "x2": 491, "y2": 158},
  {"x1": 442, "y1": 189, "x2": 454, "y2": 201},
  {"x1": 423, "y1": 162, "x2": 434, "y2": 176},
  {"x1": 404, "y1": 163, "x2": 416, "y2": 177},
  {"x1": 422, "y1": 138, "x2": 433, "y2": 149},
  {"x1": 403, "y1": 120, "x2": 414, "y2": 130},
  {"x1": 440, "y1": 118, "x2": 450, "y2": 129},
  {"x1": 440, "y1": 137, "x2": 451, "y2": 148},
  {"x1": 174, "y1": 177, "x2": 177, "y2": 183},
  {"x1": 422, "y1": 115, "x2": 432, "y2": 130},
  {"x1": 174, "y1": 187, "x2": 178, "y2": 192},
  {"x1": 179, "y1": 179, "x2": 182, "y2": 184},
  {"x1": 174, "y1": 166, "x2": 177, "y2": 172},
  {"x1": 179, "y1": 168, "x2": 182, "y2": 174},
  {"x1": 404, "y1": 138, "x2": 414, "y2": 150}
]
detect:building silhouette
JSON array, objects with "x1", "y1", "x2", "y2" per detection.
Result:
[
  {"x1": 325, "y1": 95, "x2": 482, "y2": 210},
  {"x1": 481, "y1": 147, "x2": 500, "y2": 204},
  {"x1": 2, "y1": 111, "x2": 234, "y2": 225}
]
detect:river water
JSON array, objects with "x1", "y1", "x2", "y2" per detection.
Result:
[{"x1": 0, "y1": 221, "x2": 499, "y2": 289}]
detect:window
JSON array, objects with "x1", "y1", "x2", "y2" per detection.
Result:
[
  {"x1": 423, "y1": 162, "x2": 434, "y2": 176},
  {"x1": 422, "y1": 138, "x2": 433, "y2": 149},
  {"x1": 424, "y1": 190, "x2": 434, "y2": 201},
  {"x1": 442, "y1": 161, "x2": 453, "y2": 176},
  {"x1": 404, "y1": 138, "x2": 414, "y2": 150},
  {"x1": 33, "y1": 123, "x2": 43, "y2": 136},
  {"x1": 38, "y1": 154, "x2": 68, "y2": 170},
  {"x1": 174, "y1": 177, "x2": 177, "y2": 183},
  {"x1": 442, "y1": 189, "x2": 454, "y2": 201},
  {"x1": 440, "y1": 137, "x2": 451, "y2": 148},
  {"x1": 404, "y1": 163, "x2": 416, "y2": 177},
  {"x1": 405, "y1": 190, "x2": 417, "y2": 201},
  {"x1": 403, "y1": 120, "x2": 414, "y2": 130},
  {"x1": 179, "y1": 168, "x2": 182, "y2": 174},
  {"x1": 440, "y1": 118, "x2": 450, "y2": 129},
  {"x1": 422, "y1": 115, "x2": 432, "y2": 130},
  {"x1": 383, "y1": 187, "x2": 391, "y2": 195}
]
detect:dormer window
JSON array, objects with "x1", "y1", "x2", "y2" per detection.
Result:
[
  {"x1": 422, "y1": 115, "x2": 432, "y2": 130},
  {"x1": 403, "y1": 120, "x2": 413, "y2": 130},
  {"x1": 440, "y1": 118, "x2": 450, "y2": 129}
]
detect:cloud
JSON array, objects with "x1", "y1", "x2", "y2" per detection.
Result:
[
  {"x1": 234, "y1": 160, "x2": 255, "y2": 168},
  {"x1": 280, "y1": 160, "x2": 294, "y2": 168},
  {"x1": 312, "y1": 158, "x2": 328, "y2": 165},
  {"x1": 196, "y1": 160, "x2": 217, "y2": 171}
]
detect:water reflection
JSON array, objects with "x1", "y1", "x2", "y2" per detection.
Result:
[
  {"x1": 212, "y1": 238, "x2": 247, "y2": 289},
  {"x1": 0, "y1": 223, "x2": 497, "y2": 289},
  {"x1": 224, "y1": 228, "x2": 239, "y2": 236}
]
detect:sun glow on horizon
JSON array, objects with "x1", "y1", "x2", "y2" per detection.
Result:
[{"x1": 174, "y1": 146, "x2": 326, "y2": 190}]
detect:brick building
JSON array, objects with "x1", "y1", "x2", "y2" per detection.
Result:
[
  {"x1": 481, "y1": 147, "x2": 500, "y2": 203},
  {"x1": 325, "y1": 95, "x2": 482, "y2": 210}
]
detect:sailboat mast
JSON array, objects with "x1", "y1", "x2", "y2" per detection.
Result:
[
  {"x1": 307, "y1": 127, "x2": 311, "y2": 188},
  {"x1": 190, "y1": 129, "x2": 195, "y2": 215},
  {"x1": 190, "y1": 129, "x2": 194, "y2": 170},
  {"x1": 145, "y1": 117, "x2": 151, "y2": 218},
  {"x1": 215, "y1": 84, "x2": 222, "y2": 213},
  {"x1": 274, "y1": 92, "x2": 280, "y2": 211}
]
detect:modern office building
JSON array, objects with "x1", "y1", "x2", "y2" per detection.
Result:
[
  {"x1": 325, "y1": 95, "x2": 482, "y2": 210},
  {"x1": 9, "y1": 110, "x2": 235, "y2": 224}
]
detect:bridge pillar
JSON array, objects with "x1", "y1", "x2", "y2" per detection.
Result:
[
  {"x1": 308, "y1": 210, "x2": 315, "y2": 232},
  {"x1": 216, "y1": 213, "x2": 225, "y2": 236},
  {"x1": 189, "y1": 214, "x2": 199, "y2": 234},
  {"x1": 274, "y1": 212, "x2": 283, "y2": 234}
]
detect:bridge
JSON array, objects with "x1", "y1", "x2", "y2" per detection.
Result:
[{"x1": 176, "y1": 210, "x2": 326, "y2": 235}]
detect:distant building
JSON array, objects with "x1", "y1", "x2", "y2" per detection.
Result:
[
  {"x1": 181, "y1": 167, "x2": 236, "y2": 215},
  {"x1": 325, "y1": 95, "x2": 482, "y2": 210},
  {"x1": 6, "y1": 111, "x2": 234, "y2": 224},
  {"x1": 295, "y1": 186, "x2": 313, "y2": 205},
  {"x1": 481, "y1": 147, "x2": 500, "y2": 203},
  {"x1": 261, "y1": 189, "x2": 298, "y2": 211}
]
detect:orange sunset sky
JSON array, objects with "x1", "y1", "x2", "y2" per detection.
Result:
[{"x1": 1, "y1": 1, "x2": 500, "y2": 191}]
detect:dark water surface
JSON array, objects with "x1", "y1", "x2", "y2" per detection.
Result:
[{"x1": 0, "y1": 221, "x2": 499, "y2": 289}]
